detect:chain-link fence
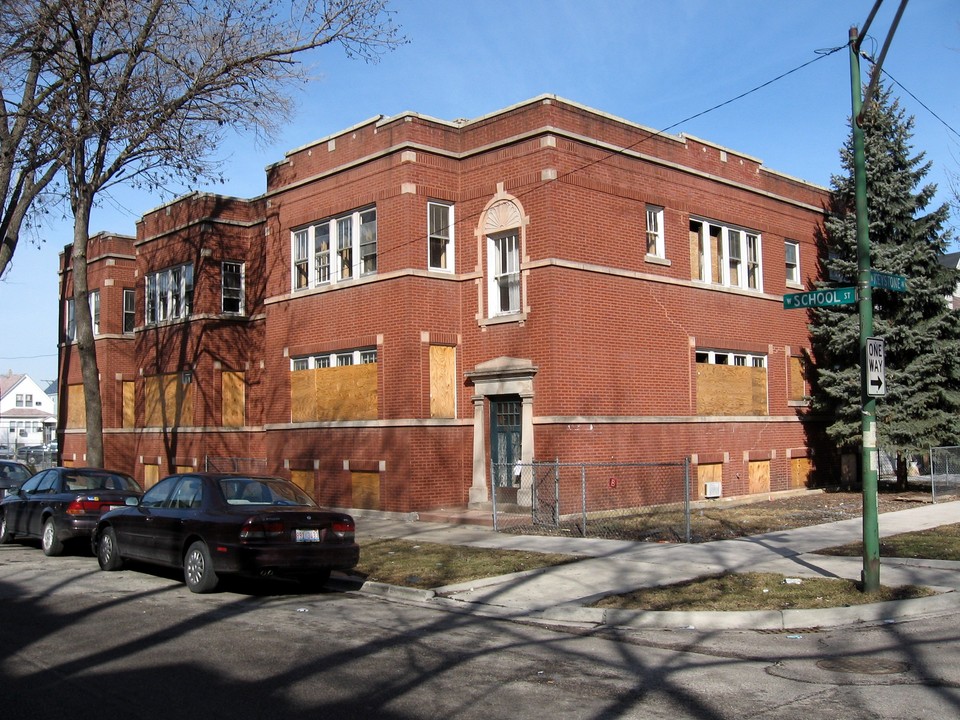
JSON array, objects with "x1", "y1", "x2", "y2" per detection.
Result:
[
  {"x1": 929, "y1": 446, "x2": 960, "y2": 502},
  {"x1": 491, "y1": 458, "x2": 693, "y2": 541},
  {"x1": 204, "y1": 456, "x2": 269, "y2": 474}
]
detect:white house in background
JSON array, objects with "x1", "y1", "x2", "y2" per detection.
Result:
[
  {"x1": 0, "y1": 371, "x2": 56, "y2": 450},
  {"x1": 939, "y1": 252, "x2": 960, "y2": 309}
]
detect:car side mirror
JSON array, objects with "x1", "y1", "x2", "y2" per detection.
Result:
[{"x1": 125, "y1": 496, "x2": 139, "y2": 506}]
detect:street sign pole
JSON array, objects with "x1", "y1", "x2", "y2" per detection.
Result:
[{"x1": 850, "y1": 26, "x2": 880, "y2": 593}]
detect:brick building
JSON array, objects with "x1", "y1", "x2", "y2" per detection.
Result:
[{"x1": 58, "y1": 95, "x2": 829, "y2": 513}]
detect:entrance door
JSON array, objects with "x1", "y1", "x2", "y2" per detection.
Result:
[{"x1": 490, "y1": 395, "x2": 521, "y2": 504}]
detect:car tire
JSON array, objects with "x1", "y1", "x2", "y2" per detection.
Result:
[
  {"x1": 0, "y1": 513, "x2": 11, "y2": 544},
  {"x1": 184, "y1": 541, "x2": 218, "y2": 593},
  {"x1": 98, "y1": 527, "x2": 124, "y2": 571},
  {"x1": 41, "y1": 518, "x2": 64, "y2": 557},
  {"x1": 299, "y1": 569, "x2": 332, "y2": 592}
]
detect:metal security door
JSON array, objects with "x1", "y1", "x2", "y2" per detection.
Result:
[{"x1": 490, "y1": 396, "x2": 521, "y2": 504}]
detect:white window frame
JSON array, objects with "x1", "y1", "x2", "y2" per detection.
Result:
[
  {"x1": 695, "y1": 349, "x2": 767, "y2": 368},
  {"x1": 645, "y1": 205, "x2": 665, "y2": 258},
  {"x1": 690, "y1": 218, "x2": 763, "y2": 291},
  {"x1": 290, "y1": 348, "x2": 377, "y2": 371},
  {"x1": 89, "y1": 290, "x2": 100, "y2": 335},
  {"x1": 222, "y1": 261, "x2": 245, "y2": 315},
  {"x1": 428, "y1": 201, "x2": 455, "y2": 271},
  {"x1": 145, "y1": 263, "x2": 193, "y2": 325},
  {"x1": 785, "y1": 240, "x2": 800, "y2": 285},
  {"x1": 66, "y1": 299, "x2": 76, "y2": 341},
  {"x1": 488, "y1": 231, "x2": 520, "y2": 316},
  {"x1": 123, "y1": 289, "x2": 136, "y2": 334},
  {"x1": 291, "y1": 206, "x2": 377, "y2": 291}
]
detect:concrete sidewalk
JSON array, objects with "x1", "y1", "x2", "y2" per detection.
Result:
[{"x1": 347, "y1": 500, "x2": 960, "y2": 631}]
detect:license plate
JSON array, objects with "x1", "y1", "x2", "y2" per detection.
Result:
[{"x1": 295, "y1": 529, "x2": 320, "y2": 543}]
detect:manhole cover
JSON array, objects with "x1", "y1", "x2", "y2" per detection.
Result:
[{"x1": 816, "y1": 658, "x2": 909, "y2": 675}]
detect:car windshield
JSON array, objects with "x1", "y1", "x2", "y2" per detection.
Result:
[
  {"x1": 0, "y1": 463, "x2": 30, "y2": 482},
  {"x1": 219, "y1": 477, "x2": 317, "y2": 507},
  {"x1": 64, "y1": 471, "x2": 140, "y2": 492}
]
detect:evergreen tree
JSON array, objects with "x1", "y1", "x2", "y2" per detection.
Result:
[{"x1": 809, "y1": 84, "x2": 960, "y2": 459}]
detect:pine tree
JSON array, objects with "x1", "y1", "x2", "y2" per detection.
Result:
[{"x1": 809, "y1": 84, "x2": 960, "y2": 459}]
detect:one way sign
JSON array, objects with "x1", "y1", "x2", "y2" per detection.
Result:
[{"x1": 866, "y1": 337, "x2": 885, "y2": 397}]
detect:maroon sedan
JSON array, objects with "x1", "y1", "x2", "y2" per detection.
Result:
[
  {"x1": 93, "y1": 473, "x2": 359, "y2": 593},
  {"x1": 0, "y1": 467, "x2": 142, "y2": 556}
]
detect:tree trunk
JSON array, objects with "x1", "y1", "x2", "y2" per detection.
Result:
[{"x1": 71, "y1": 192, "x2": 104, "y2": 467}]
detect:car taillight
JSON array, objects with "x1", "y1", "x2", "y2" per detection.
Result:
[
  {"x1": 66, "y1": 497, "x2": 116, "y2": 515},
  {"x1": 240, "y1": 517, "x2": 285, "y2": 541},
  {"x1": 331, "y1": 519, "x2": 355, "y2": 540}
]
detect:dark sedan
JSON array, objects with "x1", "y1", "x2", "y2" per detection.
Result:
[
  {"x1": 93, "y1": 473, "x2": 360, "y2": 593},
  {"x1": 0, "y1": 460, "x2": 33, "y2": 496},
  {"x1": 0, "y1": 467, "x2": 142, "y2": 556}
]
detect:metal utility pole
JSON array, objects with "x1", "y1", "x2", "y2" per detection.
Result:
[
  {"x1": 849, "y1": 25, "x2": 880, "y2": 593},
  {"x1": 849, "y1": 0, "x2": 907, "y2": 593}
]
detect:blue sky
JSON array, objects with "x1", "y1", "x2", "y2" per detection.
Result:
[{"x1": 2, "y1": 0, "x2": 958, "y2": 386}]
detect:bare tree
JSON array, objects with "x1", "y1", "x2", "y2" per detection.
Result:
[
  {"x1": 28, "y1": 0, "x2": 403, "y2": 466},
  {"x1": 0, "y1": 1, "x2": 71, "y2": 279}
]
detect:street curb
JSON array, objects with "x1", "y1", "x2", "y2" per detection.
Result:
[{"x1": 531, "y1": 589, "x2": 960, "y2": 630}]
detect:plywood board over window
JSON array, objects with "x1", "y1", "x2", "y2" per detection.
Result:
[
  {"x1": 697, "y1": 462, "x2": 722, "y2": 498},
  {"x1": 789, "y1": 356, "x2": 807, "y2": 401},
  {"x1": 748, "y1": 460, "x2": 770, "y2": 494},
  {"x1": 696, "y1": 365, "x2": 768, "y2": 416},
  {"x1": 791, "y1": 457, "x2": 813, "y2": 489},
  {"x1": 143, "y1": 464, "x2": 159, "y2": 489},
  {"x1": 351, "y1": 471, "x2": 380, "y2": 509},
  {"x1": 291, "y1": 364, "x2": 378, "y2": 422},
  {"x1": 221, "y1": 371, "x2": 245, "y2": 427},
  {"x1": 122, "y1": 381, "x2": 135, "y2": 428},
  {"x1": 290, "y1": 469, "x2": 314, "y2": 494},
  {"x1": 144, "y1": 373, "x2": 194, "y2": 428},
  {"x1": 67, "y1": 384, "x2": 86, "y2": 429},
  {"x1": 429, "y1": 345, "x2": 456, "y2": 418}
]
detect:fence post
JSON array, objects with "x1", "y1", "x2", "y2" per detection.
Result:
[
  {"x1": 553, "y1": 457, "x2": 560, "y2": 526},
  {"x1": 580, "y1": 464, "x2": 587, "y2": 538},
  {"x1": 684, "y1": 456, "x2": 691, "y2": 543},
  {"x1": 491, "y1": 460, "x2": 499, "y2": 532}
]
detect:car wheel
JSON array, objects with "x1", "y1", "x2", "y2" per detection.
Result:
[
  {"x1": 98, "y1": 527, "x2": 124, "y2": 571},
  {"x1": 299, "y1": 569, "x2": 332, "y2": 592},
  {"x1": 0, "y1": 513, "x2": 11, "y2": 544},
  {"x1": 184, "y1": 541, "x2": 218, "y2": 593},
  {"x1": 41, "y1": 518, "x2": 64, "y2": 557}
]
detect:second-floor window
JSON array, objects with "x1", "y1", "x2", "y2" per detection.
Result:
[
  {"x1": 690, "y1": 218, "x2": 762, "y2": 291},
  {"x1": 123, "y1": 289, "x2": 136, "y2": 333},
  {"x1": 645, "y1": 205, "x2": 664, "y2": 258},
  {"x1": 785, "y1": 240, "x2": 800, "y2": 285},
  {"x1": 292, "y1": 206, "x2": 377, "y2": 291},
  {"x1": 65, "y1": 291, "x2": 99, "y2": 340},
  {"x1": 222, "y1": 261, "x2": 244, "y2": 315},
  {"x1": 428, "y1": 202, "x2": 454, "y2": 271},
  {"x1": 145, "y1": 263, "x2": 193, "y2": 325},
  {"x1": 90, "y1": 290, "x2": 100, "y2": 335},
  {"x1": 488, "y1": 231, "x2": 520, "y2": 316}
]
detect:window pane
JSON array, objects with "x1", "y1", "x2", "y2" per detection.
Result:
[
  {"x1": 338, "y1": 217, "x2": 353, "y2": 279},
  {"x1": 123, "y1": 289, "x2": 136, "y2": 333},
  {"x1": 493, "y1": 232, "x2": 520, "y2": 314},
  {"x1": 429, "y1": 203, "x2": 452, "y2": 270},
  {"x1": 222, "y1": 262, "x2": 243, "y2": 314},
  {"x1": 360, "y1": 209, "x2": 377, "y2": 275},
  {"x1": 315, "y1": 223, "x2": 330, "y2": 284}
]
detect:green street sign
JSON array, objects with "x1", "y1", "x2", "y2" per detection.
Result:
[
  {"x1": 783, "y1": 287, "x2": 857, "y2": 310},
  {"x1": 870, "y1": 270, "x2": 907, "y2": 292}
]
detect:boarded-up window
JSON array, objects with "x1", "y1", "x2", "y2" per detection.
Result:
[
  {"x1": 144, "y1": 464, "x2": 160, "y2": 489},
  {"x1": 67, "y1": 384, "x2": 86, "y2": 429},
  {"x1": 222, "y1": 371, "x2": 245, "y2": 427},
  {"x1": 696, "y1": 364, "x2": 768, "y2": 416},
  {"x1": 290, "y1": 469, "x2": 314, "y2": 495},
  {"x1": 291, "y1": 363, "x2": 377, "y2": 422},
  {"x1": 689, "y1": 222, "x2": 702, "y2": 280},
  {"x1": 429, "y1": 345, "x2": 456, "y2": 418},
  {"x1": 789, "y1": 356, "x2": 808, "y2": 401},
  {"x1": 791, "y1": 457, "x2": 813, "y2": 489},
  {"x1": 144, "y1": 373, "x2": 194, "y2": 428},
  {"x1": 351, "y1": 471, "x2": 379, "y2": 509},
  {"x1": 748, "y1": 460, "x2": 770, "y2": 494},
  {"x1": 697, "y1": 462, "x2": 722, "y2": 499},
  {"x1": 176, "y1": 465, "x2": 193, "y2": 473},
  {"x1": 122, "y1": 381, "x2": 135, "y2": 428}
]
